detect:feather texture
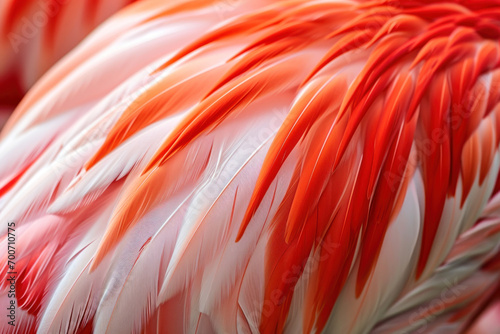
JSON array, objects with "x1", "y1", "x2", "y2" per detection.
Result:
[{"x1": 1, "y1": 0, "x2": 500, "y2": 333}]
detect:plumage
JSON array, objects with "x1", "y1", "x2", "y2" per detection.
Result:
[{"x1": 1, "y1": 0, "x2": 500, "y2": 333}]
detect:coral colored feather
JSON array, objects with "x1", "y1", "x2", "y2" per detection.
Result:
[{"x1": 1, "y1": 0, "x2": 500, "y2": 333}]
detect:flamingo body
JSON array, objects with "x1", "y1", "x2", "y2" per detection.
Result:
[{"x1": 1, "y1": 0, "x2": 500, "y2": 333}]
